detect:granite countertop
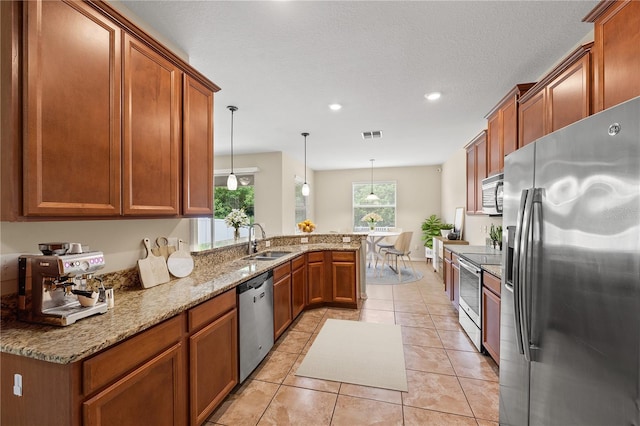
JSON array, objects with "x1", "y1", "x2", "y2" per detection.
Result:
[
  {"x1": 0, "y1": 242, "x2": 360, "y2": 364},
  {"x1": 446, "y1": 245, "x2": 504, "y2": 279}
]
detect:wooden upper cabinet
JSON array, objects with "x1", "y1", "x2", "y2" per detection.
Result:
[
  {"x1": 23, "y1": 0, "x2": 122, "y2": 216},
  {"x1": 519, "y1": 43, "x2": 592, "y2": 147},
  {"x1": 519, "y1": 90, "x2": 546, "y2": 147},
  {"x1": 485, "y1": 83, "x2": 535, "y2": 176},
  {"x1": 465, "y1": 131, "x2": 487, "y2": 215},
  {"x1": 585, "y1": 0, "x2": 640, "y2": 112},
  {"x1": 123, "y1": 33, "x2": 182, "y2": 216},
  {"x1": 183, "y1": 76, "x2": 214, "y2": 216}
]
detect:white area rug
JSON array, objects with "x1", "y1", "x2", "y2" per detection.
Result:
[
  {"x1": 295, "y1": 319, "x2": 408, "y2": 391},
  {"x1": 366, "y1": 265, "x2": 423, "y2": 285}
]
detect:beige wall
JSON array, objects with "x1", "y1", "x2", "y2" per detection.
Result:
[
  {"x1": 440, "y1": 148, "x2": 502, "y2": 246},
  {"x1": 315, "y1": 165, "x2": 442, "y2": 259}
]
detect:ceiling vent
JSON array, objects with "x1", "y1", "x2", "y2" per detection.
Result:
[{"x1": 361, "y1": 130, "x2": 382, "y2": 140}]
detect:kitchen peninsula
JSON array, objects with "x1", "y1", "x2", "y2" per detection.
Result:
[{"x1": 0, "y1": 234, "x2": 365, "y2": 426}]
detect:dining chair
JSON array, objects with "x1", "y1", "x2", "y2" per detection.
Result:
[
  {"x1": 376, "y1": 227, "x2": 402, "y2": 253},
  {"x1": 377, "y1": 231, "x2": 415, "y2": 281}
]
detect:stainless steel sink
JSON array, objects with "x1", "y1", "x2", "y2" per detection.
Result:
[{"x1": 248, "y1": 251, "x2": 291, "y2": 260}]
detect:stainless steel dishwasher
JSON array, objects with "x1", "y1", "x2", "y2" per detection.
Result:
[{"x1": 237, "y1": 270, "x2": 274, "y2": 383}]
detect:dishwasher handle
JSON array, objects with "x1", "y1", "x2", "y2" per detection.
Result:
[{"x1": 237, "y1": 270, "x2": 273, "y2": 294}]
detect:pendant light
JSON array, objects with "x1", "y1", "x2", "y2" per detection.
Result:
[
  {"x1": 301, "y1": 132, "x2": 310, "y2": 196},
  {"x1": 227, "y1": 105, "x2": 238, "y2": 190},
  {"x1": 366, "y1": 159, "x2": 379, "y2": 201}
]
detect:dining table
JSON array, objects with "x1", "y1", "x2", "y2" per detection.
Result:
[{"x1": 363, "y1": 231, "x2": 400, "y2": 268}]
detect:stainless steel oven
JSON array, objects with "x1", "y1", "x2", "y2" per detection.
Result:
[{"x1": 458, "y1": 257, "x2": 482, "y2": 350}]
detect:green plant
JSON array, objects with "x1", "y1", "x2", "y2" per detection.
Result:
[
  {"x1": 441, "y1": 223, "x2": 454, "y2": 230},
  {"x1": 421, "y1": 215, "x2": 443, "y2": 249},
  {"x1": 490, "y1": 224, "x2": 503, "y2": 245}
]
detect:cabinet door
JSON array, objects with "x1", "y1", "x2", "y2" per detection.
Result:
[
  {"x1": 482, "y1": 287, "x2": 501, "y2": 364},
  {"x1": 519, "y1": 90, "x2": 545, "y2": 147},
  {"x1": 273, "y1": 274, "x2": 292, "y2": 340},
  {"x1": 332, "y1": 257, "x2": 356, "y2": 305},
  {"x1": 502, "y1": 100, "x2": 518, "y2": 161},
  {"x1": 123, "y1": 33, "x2": 181, "y2": 216},
  {"x1": 444, "y1": 258, "x2": 453, "y2": 301},
  {"x1": 486, "y1": 112, "x2": 502, "y2": 177},
  {"x1": 474, "y1": 137, "x2": 487, "y2": 214},
  {"x1": 189, "y1": 308, "x2": 237, "y2": 426},
  {"x1": 183, "y1": 75, "x2": 214, "y2": 216},
  {"x1": 590, "y1": 0, "x2": 640, "y2": 112},
  {"x1": 452, "y1": 263, "x2": 460, "y2": 311},
  {"x1": 291, "y1": 262, "x2": 306, "y2": 319},
  {"x1": 84, "y1": 343, "x2": 186, "y2": 426},
  {"x1": 465, "y1": 145, "x2": 476, "y2": 214},
  {"x1": 307, "y1": 254, "x2": 325, "y2": 305},
  {"x1": 23, "y1": 0, "x2": 121, "y2": 216},
  {"x1": 546, "y1": 54, "x2": 591, "y2": 133}
]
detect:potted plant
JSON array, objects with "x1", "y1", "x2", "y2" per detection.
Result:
[
  {"x1": 421, "y1": 215, "x2": 443, "y2": 249},
  {"x1": 490, "y1": 224, "x2": 503, "y2": 250},
  {"x1": 440, "y1": 223, "x2": 454, "y2": 237}
]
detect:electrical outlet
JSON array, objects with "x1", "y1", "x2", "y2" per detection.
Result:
[
  {"x1": 13, "y1": 373, "x2": 22, "y2": 397},
  {"x1": 342, "y1": 237, "x2": 351, "y2": 243},
  {"x1": 265, "y1": 241, "x2": 271, "y2": 248},
  {"x1": 301, "y1": 237, "x2": 309, "y2": 244}
]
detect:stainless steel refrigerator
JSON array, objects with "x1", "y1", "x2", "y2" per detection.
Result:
[{"x1": 499, "y1": 96, "x2": 640, "y2": 425}]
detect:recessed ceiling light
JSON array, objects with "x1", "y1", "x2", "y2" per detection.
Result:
[
  {"x1": 425, "y1": 92, "x2": 441, "y2": 101},
  {"x1": 329, "y1": 104, "x2": 342, "y2": 111}
]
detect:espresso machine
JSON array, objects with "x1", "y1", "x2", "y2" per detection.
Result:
[{"x1": 18, "y1": 244, "x2": 108, "y2": 326}]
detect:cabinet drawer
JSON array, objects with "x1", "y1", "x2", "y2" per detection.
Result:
[
  {"x1": 332, "y1": 251, "x2": 355, "y2": 262},
  {"x1": 307, "y1": 251, "x2": 324, "y2": 263},
  {"x1": 83, "y1": 314, "x2": 185, "y2": 396},
  {"x1": 291, "y1": 254, "x2": 305, "y2": 270},
  {"x1": 483, "y1": 271, "x2": 501, "y2": 296},
  {"x1": 189, "y1": 289, "x2": 236, "y2": 332},
  {"x1": 444, "y1": 249, "x2": 453, "y2": 261},
  {"x1": 273, "y1": 262, "x2": 291, "y2": 282},
  {"x1": 452, "y1": 253, "x2": 460, "y2": 266}
]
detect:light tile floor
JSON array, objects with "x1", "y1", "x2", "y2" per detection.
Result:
[{"x1": 207, "y1": 261, "x2": 499, "y2": 426}]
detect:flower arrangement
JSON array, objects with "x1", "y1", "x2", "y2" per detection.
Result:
[
  {"x1": 224, "y1": 209, "x2": 250, "y2": 229},
  {"x1": 361, "y1": 212, "x2": 383, "y2": 229},
  {"x1": 297, "y1": 219, "x2": 316, "y2": 233}
]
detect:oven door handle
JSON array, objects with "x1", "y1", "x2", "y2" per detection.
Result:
[{"x1": 458, "y1": 258, "x2": 480, "y2": 276}]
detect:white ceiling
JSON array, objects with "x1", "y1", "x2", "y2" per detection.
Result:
[{"x1": 119, "y1": 0, "x2": 598, "y2": 171}]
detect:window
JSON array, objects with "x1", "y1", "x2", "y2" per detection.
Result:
[
  {"x1": 192, "y1": 172, "x2": 255, "y2": 250},
  {"x1": 294, "y1": 177, "x2": 308, "y2": 229},
  {"x1": 352, "y1": 181, "x2": 396, "y2": 230}
]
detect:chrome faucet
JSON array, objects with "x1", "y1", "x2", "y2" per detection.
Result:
[{"x1": 248, "y1": 223, "x2": 266, "y2": 254}]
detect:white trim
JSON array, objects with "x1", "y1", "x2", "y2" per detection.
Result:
[{"x1": 214, "y1": 166, "x2": 260, "y2": 176}]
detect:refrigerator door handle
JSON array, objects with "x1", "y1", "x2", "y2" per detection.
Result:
[
  {"x1": 519, "y1": 187, "x2": 535, "y2": 362},
  {"x1": 527, "y1": 188, "x2": 544, "y2": 359},
  {"x1": 512, "y1": 188, "x2": 529, "y2": 355}
]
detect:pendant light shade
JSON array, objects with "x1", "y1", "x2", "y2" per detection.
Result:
[
  {"x1": 227, "y1": 105, "x2": 238, "y2": 191},
  {"x1": 301, "y1": 132, "x2": 310, "y2": 197},
  {"x1": 366, "y1": 159, "x2": 379, "y2": 201}
]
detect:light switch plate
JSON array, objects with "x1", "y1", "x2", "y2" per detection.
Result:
[
  {"x1": 342, "y1": 237, "x2": 351, "y2": 243},
  {"x1": 301, "y1": 237, "x2": 309, "y2": 244},
  {"x1": 265, "y1": 241, "x2": 271, "y2": 248}
]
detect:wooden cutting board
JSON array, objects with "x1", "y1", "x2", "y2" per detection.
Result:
[
  {"x1": 151, "y1": 236, "x2": 176, "y2": 261},
  {"x1": 167, "y1": 239, "x2": 194, "y2": 278},
  {"x1": 138, "y1": 238, "x2": 171, "y2": 288}
]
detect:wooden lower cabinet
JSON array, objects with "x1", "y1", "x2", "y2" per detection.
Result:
[
  {"x1": 84, "y1": 343, "x2": 185, "y2": 426},
  {"x1": 452, "y1": 255, "x2": 460, "y2": 311},
  {"x1": 307, "y1": 252, "x2": 326, "y2": 305},
  {"x1": 444, "y1": 256, "x2": 453, "y2": 301},
  {"x1": 273, "y1": 266, "x2": 293, "y2": 340},
  {"x1": 189, "y1": 308, "x2": 237, "y2": 426},
  {"x1": 482, "y1": 272, "x2": 501, "y2": 364},
  {"x1": 291, "y1": 256, "x2": 306, "y2": 319},
  {"x1": 331, "y1": 251, "x2": 357, "y2": 305}
]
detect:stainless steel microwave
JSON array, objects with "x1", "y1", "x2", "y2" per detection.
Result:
[{"x1": 481, "y1": 173, "x2": 503, "y2": 215}]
